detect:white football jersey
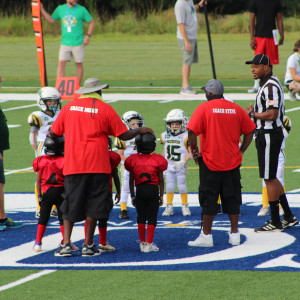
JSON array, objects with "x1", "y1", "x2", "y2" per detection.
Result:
[
  {"x1": 161, "y1": 131, "x2": 189, "y2": 163},
  {"x1": 114, "y1": 137, "x2": 137, "y2": 162},
  {"x1": 28, "y1": 110, "x2": 59, "y2": 143}
]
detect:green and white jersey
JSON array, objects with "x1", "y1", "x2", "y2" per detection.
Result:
[
  {"x1": 52, "y1": 4, "x2": 93, "y2": 46},
  {"x1": 114, "y1": 137, "x2": 137, "y2": 163},
  {"x1": 161, "y1": 131, "x2": 189, "y2": 163}
]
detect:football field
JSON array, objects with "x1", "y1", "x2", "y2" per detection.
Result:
[{"x1": 0, "y1": 94, "x2": 300, "y2": 299}]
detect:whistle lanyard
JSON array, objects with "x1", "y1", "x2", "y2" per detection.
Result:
[{"x1": 66, "y1": 5, "x2": 76, "y2": 24}]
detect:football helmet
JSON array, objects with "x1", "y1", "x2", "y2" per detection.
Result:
[
  {"x1": 122, "y1": 111, "x2": 145, "y2": 130},
  {"x1": 165, "y1": 109, "x2": 188, "y2": 135},
  {"x1": 135, "y1": 133, "x2": 156, "y2": 154},
  {"x1": 283, "y1": 115, "x2": 292, "y2": 133},
  {"x1": 37, "y1": 87, "x2": 61, "y2": 113},
  {"x1": 108, "y1": 136, "x2": 112, "y2": 150},
  {"x1": 44, "y1": 136, "x2": 64, "y2": 156}
]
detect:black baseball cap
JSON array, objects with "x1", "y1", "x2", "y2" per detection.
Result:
[{"x1": 245, "y1": 54, "x2": 271, "y2": 66}]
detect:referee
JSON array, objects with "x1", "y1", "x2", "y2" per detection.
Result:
[{"x1": 245, "y1": 54, "x2": 298, "y2": 232}]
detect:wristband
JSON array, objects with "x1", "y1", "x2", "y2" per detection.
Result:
[
  {"x1": 87, "y1": 34, "x2": 92, "y2": 38},
  {"x1": 191, "y1": 145, "x2": 199, "y2": 158},
  {"x1": 249, "y1": 111, "x2": 254, "y2": 119}
]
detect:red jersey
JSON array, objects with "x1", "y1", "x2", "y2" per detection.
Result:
[
  {"x1": 187, "y1": 99, "x2": 256, "y2": 171},
  {"x1": 124, "y1": 153, "x2": 168, "y2": 186},
  {"x1": 32, "y1": 155, "x2": 64, "y2": 193},
  {"x1": 51, "y1": 96, "x2": 127, "y2": 175},
  {"x1": 109, "y1": 150, "x2": 121, "y2": 192}
]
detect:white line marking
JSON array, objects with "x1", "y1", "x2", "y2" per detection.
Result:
[
  {"x1": 3, "y1": 104, "x2": 37, "y2": 111},
  {"x1": 0, "y1": 270, "x2": 56, "y2": 292},
  {"x1": 4, "y1": 167, "x2": 33, "y2": 176},
  {"x1": 285, "y1": 107, "x2": 300, "y2": 113}
]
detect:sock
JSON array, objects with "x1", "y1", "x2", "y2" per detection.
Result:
[
  {"x1": 36, "y1": 224, "x2": 46, "y2": 243},
  {"x1": 166, "y1": 193, "x2": 174, "y2": 205},
  {"x1": 99, "y1": 227, "x2": 107, "y2": 245},
  {"x1": 120, "y1": 203, "x2": 127, "y2": 211},
  {"x1": 262, "y1": 187, "x2": 268, "y2": 207},
  {"x1": 146, "y1": 224, "x2": 156, "y2": 244},
  {"x1": 0, "y1": 218, "x2": 7, "y2": 223},
  {"x1": 217, "y1": 195, "x2": 221, "y2": 205},
  {"x1": 180, "y1": 193, "x2": 188, "y2": 205},
  {"x1": 269, "y1": 200, "x2": 280, "y2": 225},
  {"x1": 84, "y1": 221, "x2": 87, "y2": 243},
  {"x1": 138, "y1": 223, "x2": 146, "y2": 242},
  {"x1": 279, "y1": 193, "x2": 292, "y2": 219},
  {"x1": 60, "y1": 225, "x2": 64, "y2": 239}
]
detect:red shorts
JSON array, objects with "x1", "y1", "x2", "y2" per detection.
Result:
[{"x1": 254, "y1": 37, "x2": 279, "y2": 65}]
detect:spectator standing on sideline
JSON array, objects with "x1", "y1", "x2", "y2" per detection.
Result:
[
  {"x1": 0, "y1": 107, "x2": 23, "y2": 231},
  {"x1": 174, "y1": 0, "x2": 205, "y2": 95},
  {"x1": 245, "y1": 54, "x2": 298, "y2": 232},
  {"x1": 48, "y1": 78, "x2": 153, "y2": 257},
  {"x1": 40, "y1": 0, "x2": 95, "y2": 84},
  {"x1": 248, "y1": 0, "x2": 284, "y2": 93},
  {"x1": 187, "y1": 79, "x2": 255, "y2": 247},
  {"x1": 284, "y1": 39, "x2": 300, "y2": 101}
]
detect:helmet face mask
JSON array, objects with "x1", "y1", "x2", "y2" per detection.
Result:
[
  {"x1": 135, "y1": 133, "x2": 156, "y2": 154},
  {"x1": 122, "y1": 111, "x2": 145, "y2": 130},
  {"x1": 165, "y1": 109, "x2": 188, "y2": 136},
  {"x1": 37, "y1": 87, "x2": 61, "y2": 114}
]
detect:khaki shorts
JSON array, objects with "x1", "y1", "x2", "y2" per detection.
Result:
[
  {"x1": 178, "y1": 39, "x2": 198, "y2": 65},
  {"x1": 59, "y1": 44, "x2": 84, "y2": 63}
]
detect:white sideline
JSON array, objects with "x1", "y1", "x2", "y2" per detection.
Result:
[{"x1": 0, "y1": 269, "x2": 56, "y2": 292}]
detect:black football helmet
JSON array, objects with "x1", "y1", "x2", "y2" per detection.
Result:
[
  {"x1": 44, "y1": 136, "x2": 64, "y2": 156},
  {"x1": 135, "y1": 133, "x2": 156, "y2": 154}
]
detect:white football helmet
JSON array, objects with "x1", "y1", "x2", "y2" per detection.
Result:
[
  {"x1": 122, "y1": 111, "x2": 145, "y2": 129},
  {"x1": 165, "y1": 109, "x2": 188, "y2": 135},
  {"x1": 37, "y1": 87, "x2": 61, "y2": 113}
]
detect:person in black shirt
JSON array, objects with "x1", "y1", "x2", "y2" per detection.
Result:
[{"x1": 248, "y1": 0, "x2": 284, "y2": 93}]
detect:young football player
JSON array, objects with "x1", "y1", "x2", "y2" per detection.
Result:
[
  {"x1": 125, "y1": 133, "x2": 168, "y2": 252},
  {"x1": 32, "y1": 137, "x2": 78, "y2": 253},
  {"x1": 84, "y1": 137, "x2": 121, "y2": 252},
  {"x1": 28, "y1": 87, "x2": 61, "y2": 218},
  {"x1": 257, "y1": 116, "x2": 299, "y2": 228},
  {"x1": 160, "y1": 109, "x2": 192, "y2": 216},
  {"x1": 114, "y1": 111, "x2": 145, "y2": 219}
]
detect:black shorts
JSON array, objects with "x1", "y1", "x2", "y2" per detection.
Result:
[
  {"x1": 0, "y1": 151, "x2": 5, "y2": 184},
  {"x1": 255, "y1": 129, "x2": 283, "y2": 179},
  {"x1": 136, "y1": 183, "x2": 160, "y2": 226},
  {"x1": 198, "y1": 158, "x2": 242, "y2": 215},
  {"x1": 61, "y1": 173, "x2": 110, "y2": 222}
]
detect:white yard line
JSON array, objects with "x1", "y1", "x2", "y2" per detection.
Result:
[
  {"x1": 0, "y1": 270, "x2": 56, "y2": 292},
  {"x1": 3, "y1": 104, "x2": 37, "y2": 111}
]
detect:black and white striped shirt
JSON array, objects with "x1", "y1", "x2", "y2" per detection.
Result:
[{"x1": 254, "y1": 74, "x2": 285, "y2": 130}]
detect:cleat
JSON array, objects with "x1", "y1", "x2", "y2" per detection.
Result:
[
  {"x1": 217, "y1": 203, "x2": 222, "y2": 215},
  {"x1": 182, "y1": 204, "x2": 191, "y2": 216},
  {"x1": 71, "y1": 243, "x2": 79, "y2": 252},
  {"x1": 143, "y1": 242, "x2": 159, "y2": 252},
  {"x1": 50, "y1": 207, "x2": 58, "y2": 218},
  {"x1": 82, "y1": 243, "x2": 101, "y2": 256},
  {"x1": 254, "y1": 221, "x2": 283, "y2": 232},
  {"x1": 228, "y1": 231, "x2": 240, "y2": 246},
  {"x1": 0, "y1": 225, "x2": 6, "y2": 231},
  {"x1": 288, "y1": 91, "x2": 297, "y2": 101},
  {"x1": 35, "y1": 210, "x2": 40, "y2": 219},
  {"x1": 140, "y1": 242, "x2": 148, "y2": 253},
  {"x1": 33, "y1": 241, "x2": 42, "y2": 252},
  {"x1": 0, "y1": 218, "x2": 23, "y2": 228},
  {"x1": 257, "y1": 206, "x2": 269, "y2": 216},
  {"x1": 162, "y1": 204, "x2": 174, "y2": 216},
  {"x1": 119, "y1": 210, "x2": 129, "y2": 219},
  {"x1": 188, "y1": 233, "x2": 213, "y2": 247},
  {"x1": 282, "y1": 215, "x2": 299, "y2": 229},
  {"x1": 98, "y1": 242, "x2": 115, "y2": 252},
  {"x1": 54, "y1": 243, "x2": 72, "y2": 257},
  {"x1": 248, "y1": 87, "x2": 258, "y2": 93},
  {"x1": 180, "y1": 86, "x2": 198, "y2": 95}
]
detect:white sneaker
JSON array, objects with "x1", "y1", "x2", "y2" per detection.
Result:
[
  {"x1": 140, "y1": 242, "x2": 148, "y2": 252},
  {"x1": 257, "y1": 206, "x2": 269, "y2": 216},
  {"x1": 182, "y1": 204, "x2": 191, "y2": 216},
  {"x1": 180, "y1": 85, "x2": 198, "y2": 95},
  {"x1": 288, "y1": 91, "x2": 297, "y2": 101},
  {"x1": 162, "y1": 204, "x2": 174, "y2": 216},
  {"x1": 188, "y1": 233, "x2": 213, "y2": 247},
  {"x1": 279, "y1": 206, "x2": 284, "y2": 216},
  {"x1": 144, "y1": 242, "x2": 159, "y2": 252},
  {"x1": 248, "y1": 87, "x2": 258, "y2": 93},
  {"x1": 228, "y1": 231, "x2": 240, "y2": 246},
  {"x1": 98, "y1": 242, "x2": 115, "y2": 252},
  {"x1": 35, "y1": 210, "x2": 40, "y2": 219},
  {"x1": 33, "y1": 241, "x2": 42, "y2": 252}
]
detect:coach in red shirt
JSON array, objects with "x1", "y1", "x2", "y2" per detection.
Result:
[
  {"x1": 186, "y1": 79, "x2": 256, "y2": 247},
  {"x1": 49, "y1": 77, "x2": 153, "y2": 257}
]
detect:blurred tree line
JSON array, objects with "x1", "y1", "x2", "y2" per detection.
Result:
[{"x1": 1, "y1": 0, "x2": 299, "y2": 19}]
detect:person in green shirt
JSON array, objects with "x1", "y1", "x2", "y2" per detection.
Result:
[
  {"x1": 0, "y1": 107, "x2": 23, "y2": 231},
  {"x1": 41, "y1": 0, "x2": 95, "y2": 84}
]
